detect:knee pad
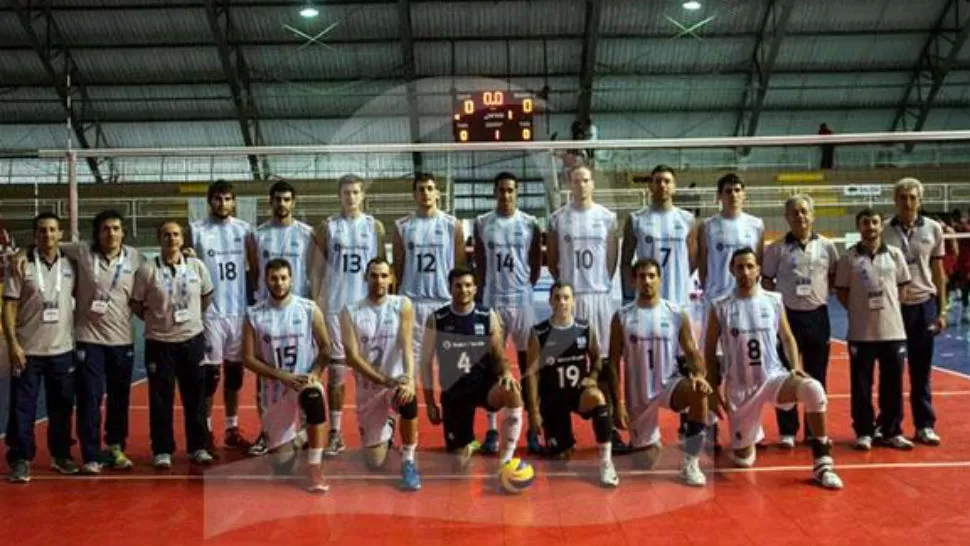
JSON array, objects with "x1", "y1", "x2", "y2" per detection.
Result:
[
  {"x1": 397, "y1": 396, "x2": 419, "y2": 420},
  {"x1": 363, "y1": 443, "x2": 390, "y2": 470},
  {"x1": 223, "y1": 362, "x2": 244, "y2": 392},
  {"x1": 204, "y1": 366, "x2": 221, "y2": 398},
  {"x1": 298, "y1": 384, "x2": 327, "y2": 426},
  {"x1": 328, "y1": 363, "x2": 347, "y2": 387},
  {"x1": 796, "y1": 378, "x2": 827, "y2": 414}
]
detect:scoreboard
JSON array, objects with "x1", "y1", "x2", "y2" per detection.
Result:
[{"x1": 452, "y1": 90, "x2": 535, "y2": 143}]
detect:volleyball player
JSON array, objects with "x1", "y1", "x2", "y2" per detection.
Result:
[
  {"x1": 705, "y1": 248, "x2": 843, "y2": 490},
  {"x1": 526, "y1": 280, "x2": 618, "y2": 487},
  {"x1": 242, "y1": 258, "x2": 332, "y2": 493},
  {"x1": 312, "y1": 174, "x2": 385, "y2": 456},
  {"x1": 341, "y1": 257, "x2": 422, "y2": 491},
  {"x1": 473, "y1": 171, "x2": 542, "y2": 454},
  {"x1": 546, "y1": 164, "x2": 625, "y2": 451},
  {"x1": 189, "y1": 180, "x2": 254, "y2": 451},
  {"x1": 247, "y1": 180, "x2": 315, "y2": 455},
  {"x1": 131, "y1": 220, "x2": 215, "y2": 468},
  {"x1": 882, "y1": 178, "x2": 945, "y2": 445},
  {"x1": 392, "y1": 172, "x2": 465, "y2": 381},
  {"x1": 3, "y1": 213, "x2": 78, "y2": 482},
  {"x1": 761, "y1": 195, "x2": 840, "y2": 447},
  {"x1": 610, "y1": 258, "x2": 711, "y2": 487},
  {"x1": 420, "y1": 267, "x2": 524, "y2": 468}
]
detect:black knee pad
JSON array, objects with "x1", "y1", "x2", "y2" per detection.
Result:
[
  {"x1": 298, "y1": 386, "x2": 327, "y2": 426},
  {"x1": 223, "y1": 362, "x2": 244, "y2": 392},
  {"x1": 397, "y1": 397, "x2": 419, "y2": 420},
  {"x1": 204, "y1": 366, "x2": 221, "y2": 398},
  {"x1": 591, "y1": 404, "x2": 611, "y2": 444}
]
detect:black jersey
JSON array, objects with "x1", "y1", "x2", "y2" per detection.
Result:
[
  {"x1": 534, "y1": 318, "x2": 593, "y2": 392},
  {"x1": 433, "y1": 303, "x2": 495, "y2": 391}
]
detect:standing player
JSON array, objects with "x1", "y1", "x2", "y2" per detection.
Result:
[
  {"x1": 312, "y1": 174, "x2": 385, "y2": 456},
  {"x1": 247, "y1": 180, "x2": 315, "y2": 455},
  {"x1": 341, "y1": 257, "x2": 422, "y2": 491},
  {"x1": 420, "y1": 267, "x2": 524, "y2": 467},
  {"x1": 546, "y1": 165, "x2": 625, "y2": 450},
  {"x1": 526, "y1": 281, "x2": 618, "y2": 486},
  {"x1": 610, "y1": 259, "x2": 711, "y2": 487},
  {"x1": 242, "y1": 258, "x2": 332, "y2": 493},
  {"x1": 473, "y1": 171, "x2": 542, "y2": 454},
  {"x1": 392, "y1": 173, "x2": 465, "y2": 379},
  {"x1": 189, "y1": 180, "x2": 254, "y2": 451},
  {"x1": 705, "y1": 248, "x2": 843, "y2": 490},
  {"x1": 882, "y1": 178, "x2": 945, "y2": 445},
  {"x1": 761, "y1": 195, "x2": 840, "y2": 447}
]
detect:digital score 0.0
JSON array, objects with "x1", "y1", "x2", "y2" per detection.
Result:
[{"x1": 452, "y1": 90, "x2": 535, "y2": 143}]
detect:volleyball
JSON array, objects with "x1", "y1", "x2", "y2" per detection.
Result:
[{"x1": 498, "y1": 458, "x2": 536, "y2": 494}]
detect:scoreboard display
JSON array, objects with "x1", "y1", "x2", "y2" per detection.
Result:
[{"x1": 452, "y1": 90, "x2": 535, "y2": 143}]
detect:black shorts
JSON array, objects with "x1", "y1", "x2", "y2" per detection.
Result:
[
  {"x1": 441, "y1": 366, "x2": 499, "y2": 451},
  {"x1": 538, "y1": 384, "x2": 593, "y2": 457}
]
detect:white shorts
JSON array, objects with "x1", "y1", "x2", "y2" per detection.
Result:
[
  {"x1": 628, "y1": 379, "x2": 683, "y2": 449},
  {"x1": 728, "y1": 374, "x2": 793, "y2": 450},
  {"x1": 261, "y1": 383, "x2": 324, "y2": 450},
  {"x1": 355, "y1": 380, "x2": 397, "y2": 447},
  {"x1": 202, "y1": 315, "x2": 243, "y2": 365},
  {"x1": 574, "y1": 292, "x2": 614, "y2": 357},
  {"x1": 496, "y1": 303, "x2": 535, "y2": 351},
  {"x1": 412, "y1": 299, "x2": 449, "y2": 371}
]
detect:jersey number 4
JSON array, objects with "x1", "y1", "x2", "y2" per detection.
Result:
[{"x1": 456, "y1": 351, "x2": 472, "y2": 374}]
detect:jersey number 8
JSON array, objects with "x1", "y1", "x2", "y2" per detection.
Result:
[{"x1": 747, "y1": 339, "x2": 762, "y2": 367}]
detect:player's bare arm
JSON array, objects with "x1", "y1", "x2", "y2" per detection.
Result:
[
  {"x1": 245, "y1": 232, "x2": 259, "y2": 299},
  {"x1": 525, "y1": 330, "x2": 542, "y2": 431},
  {"x1": 836, "y1": 287, "x2": 849, "y2": 309},
  {"x1": 2, "y1": 298, "x2": 25, "y2": 374},
  {"x1": 528, "y1": 222, "x2": 542, "y2": 285},
  {"x1": 374, "y1": 219, "x2": 387, "y2": 260},
  {"x1": 201, "y1": 291, "x2": 213, "y2": 312},
  {"x1": 453, "y1": 221, "x2": 467, "y2": 268},
  {"x1": 931, "y1": 257, "x2": 947, "y2": 329},
  {"x1": 546, "y1": 227, "x2": 559, "y2": 280},
  {"x1": 420, "y1": 313, "x2": 439, "y2": 422},
  {"x1": 310, "y1": 304, "x2": 333, "y2": 379},
  {"x1": 606, "y1": 223, "x2": 620, "y2": 279},
  {"x1": 679, "y1": 310, "x2": 711, "y2": 394},
  {"x1": 396, "y1": 297, "x2": 417, "y2": 404},
  {"x1": 391, "y1": 224, "x2": 405, "y2": 292},
  {"x1": 620, "y1": 216, "x2": 636, "y2": 290},
  {"x1": 703, "y1": 308, "x2": 726, "y2": 416},
  {"x1": 777, "y1": 308, "x2": 804, "y2": 374},
  {"x1": 687, "y1": 222, "x2": 699, "y2": 273},
  {"x1": 242, "y1": 319, "x2": 307, "y2": 391},
  {"x1": 607, "y1": 314, "x2": 626, "y2": 428},
  {"x1": 339, "y1": 308, "x2": 394, "y2": 387},
  {"x1": 473, "y1": 220, "x2": 486, "y2": 289},
  {"x1": 310, "y1": 220, "x2": 330, "y2": 301},
  {"x1": 697, "y1": 222, "x2": 708, "y2": 287},
  {"x1": 585, "y1": 326, "x2": 603, "y2": 385},
  {"x1": 489, "y1": 310, "x2": 519, "y2": 391}
]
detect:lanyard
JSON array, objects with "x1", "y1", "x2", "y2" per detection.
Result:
[
  {"x1": 894, "y1": 225, "x2": 915, "y2": 261},
  {"x1": 156, "y1": 256, "x2": 189, "y2": 307},
  {"x1": 33, "y1": 249, "x2": 62, "y2": 296},
  {"x1": 857, "y1": 252, "x2": 884, "y2": 292},
  {"x1": 789, "y1": 237, "x2": 820, "y2": 278},
  {"x1": 94, "y1": 249, "x2": 127, "y2": 294}
]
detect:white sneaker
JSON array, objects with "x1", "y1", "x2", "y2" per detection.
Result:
[
  {"x1": 599, "y1": 460, "x2": 620, "y2": 488},
  {"x1": 854, "y1": 436, "x2": 872, "y2": 451},
  {"x1": 153, "y1": 454, "x2": 172, "y2": 469},
  {"x1": 885, "y1": 435, "x2": 915, "y2": 450},
  {"x1": 815, "y1": 468, "x2": 844, "y2": 490},
  {"x1": 190, "y1": 449, "x2": 215, "y2": 465},
  {"x1": 680, "y1": 457, "x2": 706, "y2": 487},
  {"x1": 779, "y1": 436, "x2": 796, "y2": 449},
  {"x1": 916, "y1": 428, "x2": 941, "y2": 446},
  {"x1": 81, "y1": 461, "x2": 103, "y2": 475}
]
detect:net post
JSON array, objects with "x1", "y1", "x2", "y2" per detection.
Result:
[{"x1": 67, "y1": 150, "x2": 79, "y2": 242}]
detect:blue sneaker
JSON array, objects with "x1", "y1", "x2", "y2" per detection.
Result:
[
  {"x1": 400, "y1": 460, "x2": 422, "y2": 491},
  {"x1": 481, "y1": 429, "x2": 500, "y2": 455},
  {"x1": 526, "y1": 429, "x2": 543, "y2": 455}
]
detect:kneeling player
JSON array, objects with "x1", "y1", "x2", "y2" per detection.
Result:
[
  {"x1": 241, "y1": 259, "x2": 332, "y2": 493},
  {"x1": 705, "y1": 248, "x2": 843, "y2": 490},
  {"x1": 610, "y1": 258, "x2": 711, "y2": 487},
  {"x1": 341, "y1": 258, "x2": 422, "y2": 491},
  {"x1": 421, "y1": 268, "x2": 524, "y2": 468},
  {"x1": 526, "y1": 281, "x2": 619, "y2": 487}
]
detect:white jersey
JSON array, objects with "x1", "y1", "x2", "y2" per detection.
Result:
[
  {"x1": 629, "y1": 206, "x2": 695, "y2": 306},
  {"x1": 247, "y1": 295, "x2": 320, "y2": 408},
  {"x1": 476, "y1": 209, "x2": 537, "y2": 307},
  {"x1": 191, "y1": 217, "x2": 252, "y2": 317},
  {"x1": 396, "y1": 212, "x2": 457, "y2": 301},
  {"x1": 348, "y1": 294, "x2": 406, "y2": 383},
  {"x1": 254, "y1": 219, "x2": 314, "y2": 300},
  {"x1": 618, "y1": 300, "x2": 684, "y2": 408},
  {"x1": 549, "y1": 203, "x2": 617, "y2": 294},
  {"x1": 711, "y1": 289, "x2": 787, "y2": 396},
  {"x1": 321, "y1": 214, "x2": 381, "y2": 315},
  {"x1": 702, "y1": 212, "x2": 764, "y2": 303}
]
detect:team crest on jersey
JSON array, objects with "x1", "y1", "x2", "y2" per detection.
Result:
[
  {"x1": 577, "y1": 336, "x2": 587, "y2": 349},
  {"x1": 546, "y1": 356, "x2": 556, "y2": 366},
  {"x1": 361, "y1": 335, "x2": 370, "y2": 343},
  {"x1": 262, "y1": 250, "x2": 270, "y2": 258},
  {"x1": 434, "y1": 227, "x2": 444, "y2": 236},
  {"x1": 487, "y1": 241, "x2": 495, "y2": 249},
  {"x1": 333, "y1": 242, "x2": 341, "y2": 252},
  {"x1": 234, "y1": 236, "x2": 242, "y2": 243},
  {"x1": 263, "y1": 334, "x2": 271, "y2": 343},
  {"x1": 730, "y1": 328, "x2": 740, "y2": 337},
  {"x1": 442, "y1": 340, "x2": 452, "y2": 350},
  {"x1": 407, "y1": 242, "x2": 415, "y2": 250},
  {"x1": 759, "y1": 306, "x2": 770, "y2": 319},
  {"x1": 644, "y1": 235, "x2": 654, "y2": 244},
  {"x1": 628, "y1": 333, "x2": 638, "y2": 344},
  {"x1": 474, "y1": 323, "x2": 485, "y2": 336},
  {"x1": 563, "y1": 234, "x2": 573, "y2": 243},
  {"x1": 716, "y1": 242, "x2": 725, "y2": 251},
  {"x1": 207, "y1": 249, "x2": 216, "y2": 257}
]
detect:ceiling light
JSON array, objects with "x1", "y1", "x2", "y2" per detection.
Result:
[
  {"x1": 299, "y1": 3, "x2": 319, "y2": 18},
  {"x1": 683, "y1": 1, "x2": 701, "y2": 10}
]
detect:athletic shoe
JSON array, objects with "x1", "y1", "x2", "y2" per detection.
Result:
[
  {"x1": 457, "y1": 440, "x2": 481, "y2": 469},
  {"x1": 779, "y1": 435, "x2": 796, "y2": 449},
  {"x1": 915, "y1": 428, "x2": 941, "y2": 446},
  {"x1": 307, "y1": 464, "x2": 330, "y2": 494},
  {"x1": 8, "y1": 461, "x2": 31, "y2": 483},
  {"x1": 680, "y1": 456, "x2": 706, "y2": 487},
  {"x1": 81, "y1": 461, "x2": 103, "y2": 475},
  {"x1": 599, "y1": 460, "x2": 620, "y2": 488},
  {"x1": 51, "y1": 457, "x2": 80, "y2": 475},
  {"x1": 884, "y1": 435, "x2": 915, "y2": 450},
  {"x1": 400, "y1": 460, "x2": 422, "y2": 491},
  {"x1": 153, "y1": 454, "x2": 173, "y2": 469},
  {"x1": 815, "y1": 468, "x2": 844, "y2": 490},
  {"x1": 190, "y1": 449, "x2": 215, "y2": 465},
  {"x1": 248, "y1": 434, "x2": 268, "y2": 457},
  {"x1": 526, "y1": 429, "x2": 543, "y2": 455},
  {"x1": 106, "y1": 445, "x2": 134, "y2": 469},
  {"x1": 224, "y1": 427, "x2": 253, "y2": 450},
  {"x1": 481, "y1": 429, "x2": 499, "y2": 455},
  {"x1": 853, "y1": 436, "x2": 872, "y2": 451},
  {"x1": 324, "y1": 430, "x2": 346, "y2": 457}
]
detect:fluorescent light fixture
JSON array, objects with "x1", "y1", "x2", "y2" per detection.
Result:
[
  {"x1": 299, "y1": 3, "x2": 319, "y2": 18},
  {"x1": 683, "y1": 1, "x2": 701, "y2": 10}
]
